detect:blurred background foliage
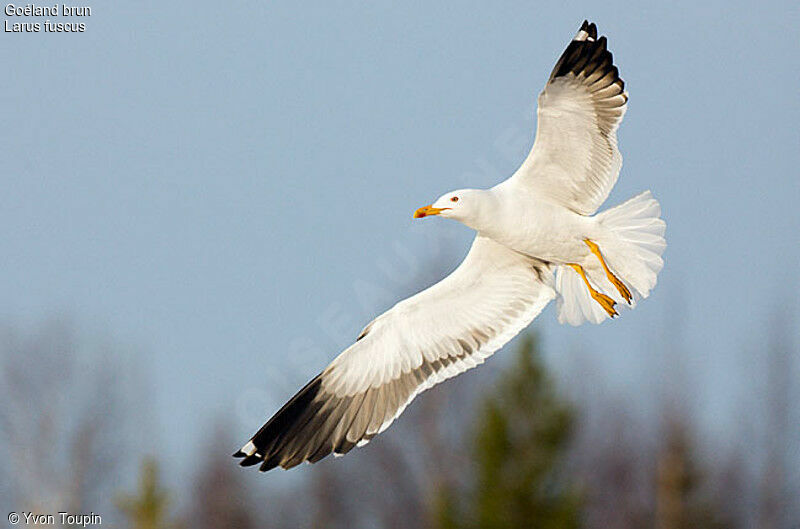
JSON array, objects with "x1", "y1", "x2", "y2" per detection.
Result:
[
  {"x1": 437, "y1": 336, "x2": 581, "y2": 529},
  {"x1": 1, "y1": 317, "x2": 796, "y2": 528}
]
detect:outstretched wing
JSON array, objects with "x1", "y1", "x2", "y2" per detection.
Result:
[
  {"x1": 234, "y1": 236, "x2": 555, "y2": 471},
  {"x1": 510, "y1": 20, "x2": 628, "y2": 215}
]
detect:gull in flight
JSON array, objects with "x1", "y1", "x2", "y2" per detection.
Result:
[{"x1": 235, "y1": 20, "x2": 666, "y2": 471}]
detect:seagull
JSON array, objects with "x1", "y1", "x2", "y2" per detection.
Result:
[{"x1": 234, "y1": 20, "x2": 665, "y2": 471}]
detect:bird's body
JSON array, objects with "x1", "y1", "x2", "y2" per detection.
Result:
[
  {"x1": 469, "y1": 185, "x2": 598, "y2": 264},
  {"x1": 235, "y1": 20, "x2": 666, "y2": 472}
]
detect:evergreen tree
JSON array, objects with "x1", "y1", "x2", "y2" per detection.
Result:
[
  {"x1": 117, "y1": 457, "x2": 182, "y2": 529},
  {"x1": 438, "y1": 335, "x2": 582, "y2": 529}
]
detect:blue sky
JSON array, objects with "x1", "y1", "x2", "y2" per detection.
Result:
[{"x1": 2, "y1": 0, "x2": 798, "y2": 484}]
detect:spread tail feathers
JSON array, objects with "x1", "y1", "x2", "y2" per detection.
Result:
[{"x1": 556, "y1": 191, "x2": 666, "y2": 325}]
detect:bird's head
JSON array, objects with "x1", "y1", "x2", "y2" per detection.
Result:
[{"x1": 413, "y1": 189, "x2": 493, "y2": 230}]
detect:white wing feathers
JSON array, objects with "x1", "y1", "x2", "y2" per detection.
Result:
[
  {"x1": 234, "y1": 20, "x2": 643, "y2": 473},
  {"x1": 234, "y1": 237, "x2": 555, "y2": 471},
  {"x1": 511, "y1": 20, "x2": 628, "y2": 215}
]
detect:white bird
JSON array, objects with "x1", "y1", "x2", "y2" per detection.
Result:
[{"x1": 235, "y1": 20, "x2": 665, "y2": 471}]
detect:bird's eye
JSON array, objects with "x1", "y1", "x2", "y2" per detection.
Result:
[{"x1": 450, "y1": 196, "x2": 459, "y2": 203}]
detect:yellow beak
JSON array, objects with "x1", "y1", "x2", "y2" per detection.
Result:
[{"x1": 413, "y1": 205, "x2": 449, "y2": 219}]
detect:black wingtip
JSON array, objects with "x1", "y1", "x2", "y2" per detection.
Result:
[
  {"x1": 235, "y1": 375, "x2": 326, "y2": 473},
  {"x1": 258, "y1": 455, "x2": 281, "y2": 472},
  {"x1": 579, "y1": 20, "x2": 598, "y2": 40},
  {"x1": 549, "y1": 22, "x2": 625, "y2": 95},
  {"x1": 239, "y1": 455, "x2": 262, "y2": 467}
]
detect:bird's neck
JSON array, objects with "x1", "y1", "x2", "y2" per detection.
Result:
[
  {"x1": 467, "y1": 187, "x2": 525, "y2": 246},
  {"x1": 461, "y1": 189, "x2": 504, "y2": 234}
]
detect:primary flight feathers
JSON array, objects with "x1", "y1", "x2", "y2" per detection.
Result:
[
  {"x1": 514, "y1": 20, "x2": 628, "y2": 215},
  {"x1": 235, "y1": 20, "x2": 665, "y2": 472}
]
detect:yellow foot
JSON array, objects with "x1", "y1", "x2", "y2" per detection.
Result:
[
  {"x1": 583, "y1": 239, "x2": 632, "y2": 305},
  {"x1": 567, "y1": 263, "x2": 619, "y2": 318},
  {"x1": 590, "y1": 290, "x2": 619, "y2": 318}
]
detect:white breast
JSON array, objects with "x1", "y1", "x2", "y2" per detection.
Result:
[{"x1": 480, "y1": 188, "x2": 595, "y2": 264}]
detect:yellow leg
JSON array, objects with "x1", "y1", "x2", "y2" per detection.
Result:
[
  {"x1": 583, "y1": 239, "x2": 632, "y2": 305},
  {"x1": 567, "y1": 263, "x2": 618, "y2": 318}
]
